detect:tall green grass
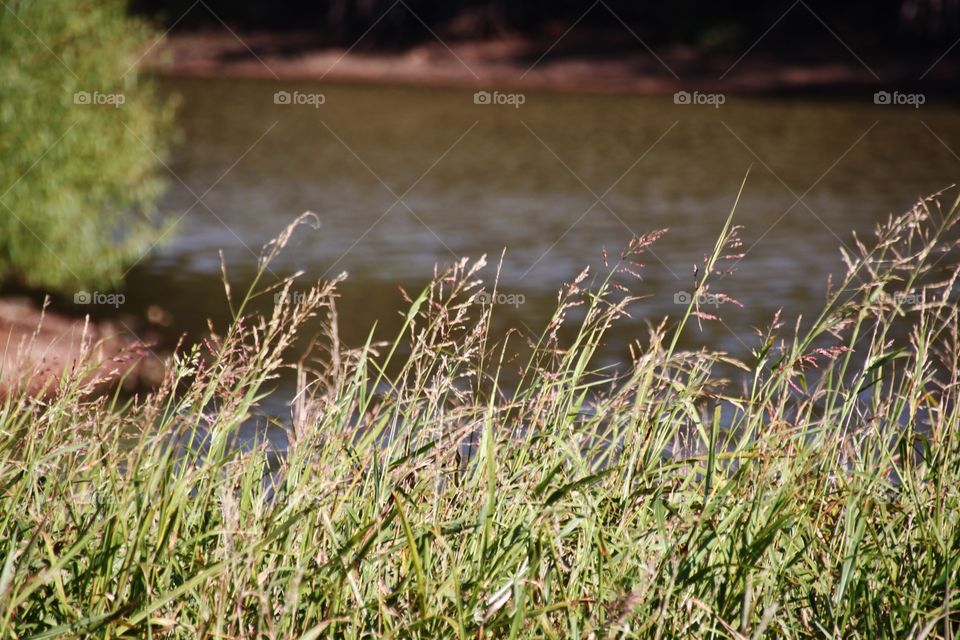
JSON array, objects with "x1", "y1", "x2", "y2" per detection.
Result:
[{"x1": 2, "y1": 189, "x2": 960, "y2": 638}]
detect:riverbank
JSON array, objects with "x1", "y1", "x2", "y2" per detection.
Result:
[
  {"x1": 145, "y1": 29, "x2": 959, "y2": 95},
  {"x1": 0, "y1": 298, "x2": 164, "y2": 397}
]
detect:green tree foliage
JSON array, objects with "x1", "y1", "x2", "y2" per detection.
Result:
[{"x1": 0, "y1": 0, "x2": 173, "y2": 292}]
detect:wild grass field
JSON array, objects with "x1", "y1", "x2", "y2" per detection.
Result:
[{"x1": 2, "y1": 187, "x2": 959, "y2": 638}]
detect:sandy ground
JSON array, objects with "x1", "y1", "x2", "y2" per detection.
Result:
[{"x1": 145, "y1": 30, "x2": 957, "y2": 95}]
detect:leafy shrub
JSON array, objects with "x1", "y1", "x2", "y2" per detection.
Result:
[{"x1": 0, "y1": 0, "x2": 173, "y2": 292}]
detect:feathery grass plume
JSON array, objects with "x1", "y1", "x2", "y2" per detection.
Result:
[{"x1": 1, "y1": 189, "x2": 960, "y2": 638}]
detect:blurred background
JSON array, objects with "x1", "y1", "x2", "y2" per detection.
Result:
[
  {"x1": 1, "y1": 0, "x2": 958, "y2": 423},
  {"x1": 131, "y1": 0, "x2": 960, "y2": 48}
]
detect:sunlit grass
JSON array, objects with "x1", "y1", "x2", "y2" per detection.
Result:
[{"x1": 2, "y1": 187, "x2": 960, "y2": 638}]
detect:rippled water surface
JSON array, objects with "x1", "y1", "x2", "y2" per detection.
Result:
[{"x1": 124, "y1": 76, "x2": 960, "y2": 421}]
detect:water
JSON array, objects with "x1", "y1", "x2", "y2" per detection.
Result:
[{"x1": 123, "y1": 75, "x2": 960, "y2": 430}]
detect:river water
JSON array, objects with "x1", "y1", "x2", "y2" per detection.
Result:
[{"x1": 122, "y1": 76, "x2": 960, "y2": 428}]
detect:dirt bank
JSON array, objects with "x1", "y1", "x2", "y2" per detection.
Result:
[
  {"x1": 0, "y1": 298, "x2": 165, "y2": 397},
  {"x1": 145, "y1": 29, "x2": 958, "y2": 95}
]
